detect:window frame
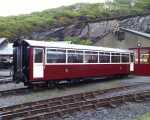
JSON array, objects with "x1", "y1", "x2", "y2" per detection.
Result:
[
  {"x1": 45, "y1": 48, "x2": 67, "y2": 64},
  {"x1": 84, "y1": 51, "x2": 98, "y2": 63},
  {"x1": 45, "y1": 47, "x2": 131, "y2": 65},
  {"x1": 111, "y1": 52, "x2": 121, "y2": 63},
  {"x1": 34, "y1": 48, "x2": 44, "y2": 63},
  {"x1": 99, "y1": 52, "x2": 111, "y2": 63},
  {"x1": 130, "y1": 53, "x2": 134, "y2": 63},
  {"x1": 121, "y1": 53, "x2": 130, "y2": 63},
  {"x1": 67, "y1": 49, "x2": 84, "y2": 63}
]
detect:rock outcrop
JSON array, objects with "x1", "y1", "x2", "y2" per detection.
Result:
[{"x1": 30, "y1": 15, "x2": 150, "y2": 41}]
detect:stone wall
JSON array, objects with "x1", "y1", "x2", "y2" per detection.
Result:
[{"x1": 94, "y1": 32, "x2": 150, "y2": 49}]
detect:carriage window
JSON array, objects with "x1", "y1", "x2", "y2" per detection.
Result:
[
  {"x1": 130, "y1": 53, "x2": 134, "y2": 62},
  {"x1": 121, "y1": 54, "x2": 129, "y2": 63},
  {"x1": 99, "y1": 52, "x2": 110, "y2": 63},
  {"x1": 68, "y1": 50, "x2": 83, "y2": 63},
  {"x1": 47, "y1": 49, "x2": 66, "y2": 63},
  {"x1": 111, "y1": 53, "x2": 120, "y2": 63},
  {"x1": 140, "y1": 50, "x2": 149, "y2": 64},
  {"x1": 84, "y1": 51, "x2": 98, "y2": 63},
  {"x1": 34, "y1": 49, "x2": 43, "y2": 63}
]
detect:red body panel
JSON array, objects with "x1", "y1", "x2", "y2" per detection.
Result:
[
  {"x1": 134, "y1": 64, "x2": 150, "y2": 76},
  {"x1": 129, "y1": 47, "x2": 150, "y2": 76},
  {"x1": 43, "y1": 64, "x2": 130, "y2": 81}
]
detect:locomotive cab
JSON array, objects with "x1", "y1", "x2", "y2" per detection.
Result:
[{"x1": 13, "y1": 40, "x2": 30, "y2": 84}]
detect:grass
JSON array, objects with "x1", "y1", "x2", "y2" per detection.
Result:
[
  {"x1": 136, "y1": 112, "x2": 150, "y2": 120},
  {"x1": 0, "y1": 1, "x2": 149, "y2": 41}
]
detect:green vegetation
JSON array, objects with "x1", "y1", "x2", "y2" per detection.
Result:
[
  {"x1": 135, "y1": 0, "x2": 150, "y2": 10},
  {"x1": 64, "y1": 36, "x2": 93, "y2": 45},
  {"x1": 135, "y1": 112, "x2": 150, "y2": 120},
  {"x1": 47, "y1": 36, "x2": 93, "y2": 45},
  {"x1": 0, "y1": 0, "x2": 149, "y2": 41}
]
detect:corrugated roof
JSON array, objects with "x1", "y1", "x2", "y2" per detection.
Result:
[
  {"x1": 0, "y1": 43, "x2": 13, "y2": 55},
  {"x1": 24, "y1": 39, "x2": 131, "y2": 53},
  {"x1": 120, "y1": 28, "x2": 150, "y2": 39},
  {"x1": 0, "y1": 38, "x2": 7, "y2": 45}
]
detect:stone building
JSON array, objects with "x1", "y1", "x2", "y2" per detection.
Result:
[{"x1": 94, "y1": 28, "x2": 150, "y2": 49}]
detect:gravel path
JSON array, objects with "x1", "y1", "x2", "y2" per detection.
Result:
[{"x1": 53, "y1": 101, "x2": 150, "y2": 120}]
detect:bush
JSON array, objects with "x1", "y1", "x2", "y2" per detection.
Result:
[
  {"x1": 0, "y1": 2, "x2": 149, "y2": 41},
  {"x1": 64, "y1": 36, "x2": 93, "y2": 45}
]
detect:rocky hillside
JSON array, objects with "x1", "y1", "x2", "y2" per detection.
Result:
[
  {"x1": 30, "y1": 14, "x2": 150, "y2": 42},
  {"x1": 0, "y1": 0, "x2": 150, "y2": 44}
]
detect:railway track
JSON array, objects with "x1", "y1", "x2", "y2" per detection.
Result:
[
  {"x1": 0, "y1": 83, "x2": 150, "y2": 120},
  {"x1": 0, "y1": 82, "x2": 148, "y2": 98},
  {"x1": 0, "y1": 88, "x2": 29, "y2": 97},
  {"x1": 0, "y1": 82, "x2": 149, "y2": 97},
  {"x1": 0, "y1": 86, "x2": 52, "y2": 97}
]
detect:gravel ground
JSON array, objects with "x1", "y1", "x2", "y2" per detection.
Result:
[
  {"x1": 0, "y1": 76, "x2": 150, "y2": 107},
  {"x1": 0, "y1": 82, "x2": 24, "y2": 91},
  {"x1": 52, "y1": 101, "x2": 150, "y2": 120}
]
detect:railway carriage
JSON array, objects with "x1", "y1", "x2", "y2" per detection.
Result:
[
  {"x1": 129, "y1": 47, "x2": 150, "y2": 76},
  {"x1": 13, "y1": 39, "x2": 134, "y2": 86}
]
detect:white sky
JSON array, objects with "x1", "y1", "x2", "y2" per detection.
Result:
[{"x1": 0, "y1": 0, "x2": 106, "y2": 16}]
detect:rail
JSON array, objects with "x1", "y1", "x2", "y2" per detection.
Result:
[{"x1": 0, "y1": 83, "x2": 150, "y2": 120}]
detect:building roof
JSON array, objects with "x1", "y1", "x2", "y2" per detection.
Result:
[
  {"x1": 0, "y1": 43, "x2": 13, "y2": 55},
  {"x1": 0, "y1": 38, "x2": 7, "y2": 45},
  {"x1": 24, "y1": 39, "x2": 131, "y2": 53},
  {"x1": 120, "y1": 28, "x2": 150, "y2": 39},
  {"x1": 0, "y1": 38, "x2": 8, "y2": 49}
]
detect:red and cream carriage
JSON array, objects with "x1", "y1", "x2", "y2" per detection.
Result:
[{"x1": 13, "y1": 39, "x2": 134, "y2": 86}]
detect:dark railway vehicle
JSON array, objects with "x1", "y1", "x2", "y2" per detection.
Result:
[{"x1": 13, "y1": 39, "x2": 134, "y2": 86}]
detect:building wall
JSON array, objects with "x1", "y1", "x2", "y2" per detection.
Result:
[{"x1": 94, "y1": 32, "x2": 150, "y2": 49}]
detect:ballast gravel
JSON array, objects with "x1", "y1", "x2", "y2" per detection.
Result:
[{"x1": 52, "y1": 101, "x2": 150, "y2": 120}]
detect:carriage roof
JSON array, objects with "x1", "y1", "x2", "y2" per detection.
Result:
[{"x1": 20, "y1": 39, "x2": 131, "y2": 53}]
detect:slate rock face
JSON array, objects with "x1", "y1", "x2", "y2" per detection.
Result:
[
  {"x1": 31, "y1": 27, "x2": 65, "y2": 41},
  {"x1": 120, "y1": 15, "x2": 150, "y2": 33},
  {"x1": 30, "y1": 15, "x2": 150, "y2": 41}
]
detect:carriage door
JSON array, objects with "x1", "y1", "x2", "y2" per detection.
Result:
[
  {"x1": 33, "y1": 48, "x2": 44, "y2": 78},
  {"x1": 130, "y1": 53, "x2": 134, "y2": 72}
]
